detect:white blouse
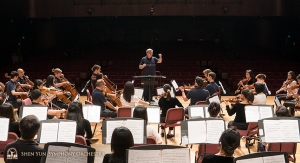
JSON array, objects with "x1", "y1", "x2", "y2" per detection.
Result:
[
  {"x1": 120, "y1": 94, "x2": 140, "y2": 107},
  {"x1": 147, "y1": 125, "x2": 162, "y2": 144}
]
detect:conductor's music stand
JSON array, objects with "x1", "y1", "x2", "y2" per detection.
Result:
[{"x1": 133, "y1": 75, "x2": 166, "y2": 103}]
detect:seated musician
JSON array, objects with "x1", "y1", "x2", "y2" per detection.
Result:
[
  {"x1": 30, "y1": 89, "x2": 66, "y2": 119},
  {"x1": 208, "y1": 102, "x2": 221, "y2": 118},
  {"x1": 0, "y1": 82, "x2": 5, "y2": 105},
  {"x1": 92, "y1": 79, "x2": 117, "y2": 118},
  {"x1": 225, "y1": 89, "x2": 254, "y2": 130},
  {"x1": 17, "y1": 68, "x2": 32, "y2": 90},
  {"x1": 0, "y1": 103, "x2": 21, "y2": 137},
  {"x1": 206, "y1": 72, "x2": 219, "y2": 96},
  {"x1": 5, "y1": 71, "x2": 28, "y2": 112},
  {"x1": 179, "y1": 76, "x2": 209, "y2": 114},
  {"x1": 235, "y1": 70, "x2": 255, "y2": 94},
  {"x1": 91, "y1": 64, "x2": 103, "y2": 90},
  {"x1": 53, "y1": 68, "x2": 68, "y2": 89},
  {"x1": 275, "y1": 71, "x2": 297, "y2": 104},
  {"x1": 253, "y1": 82, "x2": 266, "y2": 105},
  {"x1": 120, "y1": 81, "x2": 149, "y2": 107},
  {"x1": 203, "y1": 69, "x2": 212, "y2": 79},
  {"x1": 255, "y1": 74, "x2": 270, "y2": 96},
  {"x1": 45, "y1": 75, "x2": 69, "y2": 109},
  {"x1": 283, "y1": 74, "x2": 300, "y2": 116}
]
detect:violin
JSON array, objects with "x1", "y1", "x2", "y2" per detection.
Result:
[
  {"x1": 0, "y1": 82, "x2": 5, "y2": 92},
  {"x1": 276, "y1": 79, "x2": 293, "y2": 94},
  {"x1": 235, "y1": 78, "x2": 252, "y2": 94}
]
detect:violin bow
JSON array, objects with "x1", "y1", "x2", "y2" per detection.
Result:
[{"x1": 218, "y1": 81, "x2": 226, "y2": 94}]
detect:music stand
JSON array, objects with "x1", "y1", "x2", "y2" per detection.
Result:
[{"x1": 133, "y1": 75, "x2": 166, "y2": 103}]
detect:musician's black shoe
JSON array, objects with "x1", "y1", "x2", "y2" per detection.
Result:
[
  {"x1": 161, "y1": 133, "x2": 165, "y2": 137},
  {"x1": 166, "y1": 134, "x2": 174, "y2": 139}
]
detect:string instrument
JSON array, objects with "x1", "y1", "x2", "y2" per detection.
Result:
[
  {"x1": 16, "y1": 82, "x2": 29, "y2": 100},
  {"x1": 52, "y1": 68, "x2": 78, "y2": 101},
  {"x1": 221, "y1": 97, "x2": 240, "y2": 104},
  {"x1": 0, "y1": 82, "x2": 5, "y2": 92},
  {"x1": 24, "y1": 75, "x2": 34, "y2": 90},
  {"x1": 288, "y1": 84, "x2": 300, "y2": 91},
  {"x1": 41, "y1": 87, "x2": 71, "y2": 104},
  {"x1": 103, "y1": 76, "x2": 122, "y2": 107},
  {"x1": 235, "y1": 78, "x2": 248, "y2": 94},
  {"x1": 276, "y1": 79, "x2": 293, "y2": 94},
  {"x1": 41, "y1": 94, "x2": 66, "y2": 119},
  {"x1": 4, "y1": 73, "x2": 10, "y2": 79}
]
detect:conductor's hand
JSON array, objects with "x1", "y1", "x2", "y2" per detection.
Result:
[
  {"x1": 158, "y1": 54, "x2": 162, "y2": 58},
  {"x1": 142, "y1": 64, "x2": 146, "y2": 68}
]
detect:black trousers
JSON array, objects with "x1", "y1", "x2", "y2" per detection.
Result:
[
  {"x1": 276, "y1": 94, "x2": 294, "y2": 104},
  {"x1": 160, "y1": 117, "x2": 173, "y2": 130},
  {"x1": 143, "y1": 84, "x2": 154, "y2": 102},
  {"x1": 283, "y1": 101, "x2": 296, "y2": 116},
  {"x1": 228, "y1": 121, "x2": 248, "y2": 130}
]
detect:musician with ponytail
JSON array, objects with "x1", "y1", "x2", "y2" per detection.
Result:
[
  {"x1": 225, "y1": 89, "x2": 254, "y2": 130},
  {"x1": 158, "y1": 84, "x2": 183, "y2": 138},
  {"x1": 208, "y1": 102, "x2": 221, "y2": 118}
]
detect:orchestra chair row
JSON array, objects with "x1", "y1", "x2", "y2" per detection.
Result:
[
  {"x1": 266, "y1": 143, "x2": 297, "y2": 162},
  {"x1": 22, "y1": 98, "x2": 32, "y2": 106},
  {"x1": 237, "y1": 122, "x2": 259, "y2": 154},
  {"x1": 195, "y1": 144, "x2": 219, "y2": 163},
  {"x1": 0, "y1": 132, "x2": 19, "y2": 158}
]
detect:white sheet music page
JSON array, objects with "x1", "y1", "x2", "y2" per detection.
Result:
[
  {"x1": 245, "y1": 106, "x2": 259, "y2": 122},
  {"x1": 264, "y1": 120, "x2": 300, "y2": 142},
  {"x1": 280, "y1": 120, "x2": 300, "y2": 142},
  {"x1": 263, "y1": 154, "x2": 286, "y2": 163},
  {"x1": 209, "y1": 96, "x2": 220, "y2": 104},
  {"x1": 82, "y1": 105, "x2": 89, "y2": 120},
  {"x1": 0, "y1": 118, "x2": 9, "y2": 141},
  {"x1": 40, "y1": 123, "x2": 59, "y2": 143},
  {"x1": 204, "y1": 107, "x2": 209, "y2": 118},
  {"x1": 126, "y1": 120, "x2": 144, "y2": 144},
  {"x1": 190, "y1": 106, "x2": 204, "y2": 118},
  {"x1": 147, "y1": 107, "x2": 160, "y2": 123},
  {"x1": 171, "y1": 80, "x2": 179, "y2": 92},
  {"x1": 206, "y1": 120, "x2": 225, "y2": 144},
  {"x1": 162, "y1": 148, "x2": 190, "y2": 163},
  {"x1": 87, "y1": 105, "x2": 101, "y2": 123},
  {"x1": 188, "y1": 121, "x2": 206, "y2": 144},
  {"x1": 236, "y1": 157, "x2": 264, "y2": 163},
  {"x1": 22, "y1": 107, "x2": 48, "y2": 121},
  {"x1": 259, "y1": 106, "x2": 273, "y2": 119},
  {"x1": 45, "y1": 145, "x2": 68, "y2": 163},
  {"x1": 67, "y1": 146, "x2": 88, "y2": 163},
  {"x1": 128, "y1": 149, "x2": 161, "y2": 163},
  {"x1": 57, "y1": 121, "x2": 77, "y2": 143},
  {"x1": 106, "y1": 120, "x2": 126, "y2": 144},
  {"x1": 134, "y1": 88, "x2": 144, "y2": 100}
]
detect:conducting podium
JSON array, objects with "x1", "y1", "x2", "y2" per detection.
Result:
[{"x1": 133, "y1": 75, "x2": 166, "y2": 103}]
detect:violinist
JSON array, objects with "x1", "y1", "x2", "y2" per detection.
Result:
[
  {"x1": 255, "y1": 74, "x2": 271, "y2": 96},
  {"x1": 203, "y1": 69, "x2": 212, "y2": 81},
  {"x1": 5, "y1": 71, "x2": 28, "y2": 111},
  {"x1": 53, "y1": 68, "x2": 68, "y2": 89},
  {"x1": 275, "y1": 71, "x2": 297, "y2": 104},
  {"x1": 253, "y1": 82, "x2": 266, "y2": 105},
  {"x1": 120, "y1": 81, "x2": 149, "y2": 107},
  {"x1": 17, "y1": 68, "x2": 33, "y2": 91},
  {"x1": 45, "y1": 75, "x2": 69, "y2": 109},
  {"x1": 90, "y1": 64, "x2": 103, "y2": 90},
  {"x1": 235, "y1": 70, "x2": 255, "y2": 94},
  {"x1": 283, "y1": 74, "x2": 300, "y2": 116},
  {"x1": 92, "y1": 79, "x2": 117, "y2": 118},
  {"x1": 205, "y1": 72, "x2": 219, "y2": 96}
]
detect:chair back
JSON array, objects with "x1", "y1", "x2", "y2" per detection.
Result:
[
  {"x1": 195, "y1": 100, "x2": 209, "y2": 105},
  {"x1": 0, "y1": 132, "x2": 19, "y2": 157},
  {"x1": 22, "y1": 98, "x2": 32, "y2": 106},
  {"x1": 196, "y1": 144, "x2": 219, "y2": 163},
  {"x1": 165, "y1": 108, "x2": 184, "y2": 123},
  {"x1": 86, "y1": 89, "x2": 92, "y2": 101},
  {"x1": 118, "y1": 107, "x2": 132, "y2": 118},
  {"x1": 246, "y1": 122, "x2": 258, "y2": 136},
  {"x1": 267, "y1": 143, "x2": 297, "y2": 154},
  {"x1": 75, "y1": 135, "x2": 87, "y2": 145},
  {"x1": 146, "y1": 136, "x2": 157, "y2": 144}
]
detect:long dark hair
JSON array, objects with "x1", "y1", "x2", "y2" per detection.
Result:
[
  {"x1": 33, "y1": 79, "x2": 43, "y2": 90},
  {"x1": 241, "y1": 89, "x2": 254, "y2": 104},
  {"x1": 219, "y1": 127, "x2": 241, "y2": 157},
  {"x1": 133, "y1": 105, "x2": 148, "y2": 124},
  {"x1": 66, "y1": 103, "x2": 84, "y2": 135},
  {"x1": 0, "y1": 103, "x2": 17, "y2": 123},
  {"x1": 110, "y1": 127, "x2": 134, "y2": 163},
  {"x1": 288, "y1": 71, "x2": 296, "y2": 81},
  {"x1": 72, "y1": 100, "x2": 84, "y2": 118},
  {"x1": 46, "y1": 75, "x2": 55, "y2": 87},
  {"x1": 276, "y1": 106, "x2": 291, "y2": 117},
  {"x1": 123, "y1": 81, "x2": 134, "y2": 103},
  {"x1": 246, "y1": 70, "x2": 254, "y2": 83},
  {"x1": 163, "y1": 84, "x2": 172, "y2": 101},
  {"x1": 208, "y1": 102, "x2": 220, "y2": 117}
]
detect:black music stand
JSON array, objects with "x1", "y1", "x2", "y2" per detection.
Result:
[{"x1": 133, "y1": 75, "x2": 166, "y2": 103}]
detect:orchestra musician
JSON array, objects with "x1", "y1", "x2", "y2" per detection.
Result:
[
  {"x1": 53, "y1": 68, "x2": 68, "y2": 89},
  {"x1": 253, "y1": 82, "x2": 266, "y2": 105},
  {"x1": 17, "y1": 68, "x2": 33, "y2": 91},
  {"x1": 205, "y1": 72, "x2": 219, "y2": 96},
  {"x1": 120, "y1": 81, "x2": 149, "y2": 107},
  {"x1": 90, "y1": 64, "x2": 103, "y2": 90},
  {"x1": 283, "y1": 74, "x2": 300, "y2": 116},
  {"x1": 255, "y1": 74, "x2": 271, "y2": 96},
  {"x1": 275, "y1": 71, "x2": 297, "y2": 104},
  {"x1": 203, "y1": 69, "x2": 212, "y2": 80},
  {"x1": 0, "y1": 82, "x2": 5, "y2": 105},
  {"x1": 5, "y1": 71, "x2": 28, "y2": 112},
  {"x1": 235, "y1": 70, "x2": 255, "y2": 94},
  {"x1": 139, "y1": 48, "x2": 162, "y2": 102},
  {"x1": 45, "y1": 75, "x2": 69, "y2": 109}
]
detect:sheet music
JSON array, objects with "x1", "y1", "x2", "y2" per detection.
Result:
[
  {"x1": 274, "y1": 97, "x2": 281, "y2": 107},
  {"x1": 236, "y1": 157, "x2": 264, "y2": 163},
  {"x1": 162, "y1": 148, "x2": 190, "y2": 163},
  {"x1": 45, "y1": 145, "x2": 68, "y2": 163},
  {"x1": 128, "y1": 150, "x2": 161, "y2": 163},
  {"x1": 126, "y1": 120, "x2": 144, "y2": 144},
  {"x1": 82, "y1": 106, "x2": 88, "y2": 120},
  {"x1": 147, "y1": 107, "x2": 160, "y2": 123},
  {"x1": 67, "y1": 146, "x2": 88, "y2": 163},
  {"x1": 134, "y1": 88, "x2": 144, "y2": 100},
  {"x1": 57, "y1": 122, "x2": 77, "y2": 143},
  {"x1": 22, "y1": 107, "x2": 48, "y2": 121},
  {"x1": 40, "y1": 123, "x2": 59, "y2": 143},
  {"x1": 245, "y1": 106, "x2": 260, "y2": 122},
  {"x1": 264, "y1": 120, "x2": 300, "y2": 142},
  {"x1": 204, "y1": 107, "x2": 209, "y2": 118},
  {"x1": 0, "y1": 118, "x2": 9, "y2": 141},
  {"x1": 209, "y1": 96, "x2": 220, "y2": 104},
  {"x1": 190, "y1": 106, "x2": 204, "y2": 118},
  {"x1": 87, "y1": 105, "x2": 101, "y2": 123},
  {"x1": 206, "y1": 120, "x2": 225, "y2": 144},
  {"x1": 188, "y1": 121, "x2": 206, "y2": 144},
  {"x1": 106, "y1": 120, "x2": 126, "y2": 143},
  {"x1": 259, "y1": 106, "x2": 273, "y2": 119},
  {"x1": 171, "y1": 80, "x2": 179, "y2": 92},
  {"x1": 263, "y1": 154, "x2": 286, "y2": 163}
]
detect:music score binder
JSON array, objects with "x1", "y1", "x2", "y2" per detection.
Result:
[
  {"x1": 102, "y1": 118, "x2": 146, "y2": 144},
  {"x1": 40, "y1": 142, "x2": 96, "y2": 163},
  {"x1": 245, "y1": 105, "x2": 274, "y2": 122},
  {"x1": 234, "y1": 152, "x2": 288, "y2": 163},
  {"x1": 0, "y1": 117, "x2": 9, "y2": 141},
  {"x1": 181, "y1": 118, "x2": 225, "y2": 144},
  {"x1": 37, "y1": 119, "x2": 77, "y2": 144},
  {"x1": 170, "y1": 79, "x2": 179, "y2": 92},
  {"x1": 258, "y1": 117, "x2": 300, "y2": 143},
  {"x1": 134, "y1": 87, "x2": 144, "y2": 100},
  {"x1": 82, "y1": 105, "x2": 101, "y2": 123},
  {"x1": 131, "y1": 106, "x2": 160, "y2": 124},
  {"x1": 188, "y1": 105, "x2": 209, "y2": 119},
  {"x1": 127, "y1": 145, "x2": 190, "y2": 163},
  {"x1": 19, "y1": 105, "x2": 48, "y2": 121}
]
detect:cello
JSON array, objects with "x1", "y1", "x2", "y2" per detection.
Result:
[{"x1": 102, "y1": 76, "x2": 122, "y2": 107}]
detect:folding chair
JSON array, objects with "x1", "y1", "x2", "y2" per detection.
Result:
[
  {"x1": 22, "y1": 98, "x2": 32, "y2": 106},
  {"x1": 266, "y1": 143, "x2": 297, "y2": 162},
  {"x1": 117, "y1": 107, "x2": 132, "y2": 118},
  {"x1": 195, "y1": 144, "x2": 220, "y2": 163},
  {"x1": 75, "y1": 135, "x2": 87, "y2": 145},
  {"x1": 0, "y1": 132, "x2": 19, "y2": 158},
  {"x1": 159, "y1": 108, "x2": 184, "y2": 144},
  {"x1": 237, "y1": 122, "x2": 259, "y2": 153}
]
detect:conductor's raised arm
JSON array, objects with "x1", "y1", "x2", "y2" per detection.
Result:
[{"x1": 157, "y1": 53, "x2": 162, "y2": 63}]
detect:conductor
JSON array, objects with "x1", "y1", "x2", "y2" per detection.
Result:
[{"x1": 139, "y1": 49, "x2": 162, "y2": 102}]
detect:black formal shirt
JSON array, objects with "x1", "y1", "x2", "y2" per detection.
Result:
[
  {"x1": 158, "y1": 97, "x2": 183, "y2": 117},
  {"x1": 206, "y1": 82, "x2": 219, "y2": 96},
  {"x1": 186, "y1": 87, "x2": 210, "y2": 105},
  {"x1": 92, "y1": 88, "x2": 107, "y2": 112},
  {"x1": 5, "y1": 80, "x2": 17, "y2": 102},
  {"x1": 226, "y1": 102, "x2": 248, "y2": 123},
  {"x1": 139, "y1": 56, "x2": 159, "y2": 75},
  {"x1": 16, "y1": 77, "x2": 26, "y2": 85},
  {"x1": 9, "y1": 122, "x2": 21, "y2": 138}
]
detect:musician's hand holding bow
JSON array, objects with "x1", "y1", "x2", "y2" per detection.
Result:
[{"x1": 179, "y1": 86, "x2": 185, "y2": 92}]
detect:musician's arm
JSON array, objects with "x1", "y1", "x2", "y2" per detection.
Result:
[
  {"x1": 138, "y1": 100, "x2": 149, "y2": 106},
  {"x1": 20, "y1": 83, "x2": 32, "y2": 88},
  {"x1": 104, "y1": 101, "x2": 118, "y2": 111},
  {"x1": 11, "y1": 90, "x2": 27, "y2": 96},
  {"x1": 47, "y1": 109, "x2": 66, "y2": 116},
  {"x1": 54, "y1": 82, "x2": 66, "y2": 88},
  {"x1": 157, "y1": 54, "x2": 162, "y2": 63},
  {"x1": 179, "y1": 86, "x2": 189, "y2": 101}
]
